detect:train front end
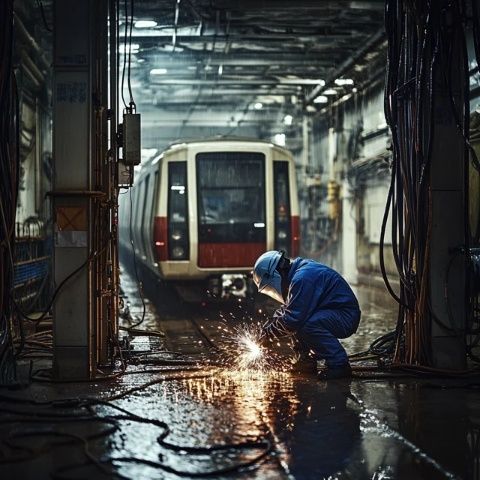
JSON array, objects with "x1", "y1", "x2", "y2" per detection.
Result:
[{"x1": 153, "y1": 140, "x2": 299, "y2": 301}]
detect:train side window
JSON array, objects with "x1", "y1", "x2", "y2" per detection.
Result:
[
  {"x1": 273, "y1": 161, "x2": 291, "y2": 254},
  {"x1": 168, "y1": 162, "x2": 189, "y2": 260},
  {"x1": 141, "y1": 174, "x2": 150, "y2": 255},
  {"x1": 134, "y1": 181, "x2": 143, "y2": 252}
]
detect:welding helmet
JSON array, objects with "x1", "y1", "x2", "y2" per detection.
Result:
[{"x1": 253, "y1": 250, "x2": 285, "y2": 304}]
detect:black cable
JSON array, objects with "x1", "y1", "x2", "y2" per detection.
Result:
[
  {"x1": 126, "y1": 0, "x2": 135, "y2": 110},
  {"x1": 0, "y1": 0, "x2": 17, "y2": 385},
  {"x1": 35, "y1": 0, "x2": 52, "y2": 33},
  {"x1": 120, "y1": 0, "x2": 128, "y2": 109},
  {"x1": 0, "y1": 375, "x2": 273, "y2": 478},
  {"x1": 12, "y1": 244, "x2": 107, "y2": 324}
]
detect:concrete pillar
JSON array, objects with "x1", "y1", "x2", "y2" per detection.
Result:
[
  {"x1": 429, "y1": 8, "x2": 467, "y2": 369},
  {"x1": 52, "y1": 0, "x2": 109, "y2": 378},
  {"x1": 342, "y1": 180, "x2": 358, "y2": 284}
]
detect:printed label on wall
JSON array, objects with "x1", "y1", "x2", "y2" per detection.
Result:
[{"x1": 55, "y1": 206, "x2": 87, "y2": 247}]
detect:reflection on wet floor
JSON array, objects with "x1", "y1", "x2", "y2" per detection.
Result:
[{"x1": 1, "y1": 268, "x2": 480, "y2": 479}]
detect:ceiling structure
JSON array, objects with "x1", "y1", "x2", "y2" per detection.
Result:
[
  {"x1": 126, "y1": 0, "x2": 386, "y2": 151},
  {"x1": 28, "y1": 0, "x2": 387, "y2": 152}
]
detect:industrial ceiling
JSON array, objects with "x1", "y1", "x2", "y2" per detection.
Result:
[{"x1": 31, "y1": 0, "x2": 387, "y2": 151}]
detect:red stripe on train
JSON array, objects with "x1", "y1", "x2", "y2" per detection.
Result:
[
  {"x1": 198, "y1": 243, "x2": 265, "y2": 268},
  {"x1": 153, "y1": 216, "x2": 168, "y2": 261},
  {"x1": 291, "y1": 215, "x2": 300, "y2": 257}
]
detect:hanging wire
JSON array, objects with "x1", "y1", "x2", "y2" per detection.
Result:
[{"x1": 381, "y1": 0, "x2": 480, "y2": 366}]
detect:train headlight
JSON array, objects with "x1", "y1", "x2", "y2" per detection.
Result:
[
  {"x1": 277, "y1": 230, "x2": 288, "y2": 240},
  {"x1": 171, "y1": 230, "x2": 183, "y2": 241},
  {"x1": 171, "y1": 246, "x2": 186, "y2": 259}
]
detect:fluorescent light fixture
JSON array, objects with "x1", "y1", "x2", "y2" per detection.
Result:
[
  {"x1": 254, "y1": 222, "x2": 265, "y2": 228},
  {"x1": 254, "y1": 102, "x2": 263, "y2": 110},
  {"x1": 314, "y1": 95, "x2": 328, "y2": 104},
  {"x1": 135, "y1": 20, "x2": 157, "y2": 28},
  {"x1": 283, "y1": 114, "x2": 293, "y2": 126},
  {"x1": 119, "y1": 43, "x2": 139, "y2": 54},
  {"x1": 218, "y1": 65, "x2": 223, "y2": 76},
  {"x1": 150, "y1": 68, "x2": 167, "y2": 75},
  {"x1": 274, "y1": 133, "x2": 286, "y2": 146},
  {"x1": 334, "y1": 78, "x2": 354, "y2": 86},
  {"x1": 323, "y1": 89, "x2": 338, "y2": 95}
]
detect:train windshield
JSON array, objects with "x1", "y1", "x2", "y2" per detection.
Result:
[{"x1": 196, "y1": 152, "x2": 266, "y2": 243}]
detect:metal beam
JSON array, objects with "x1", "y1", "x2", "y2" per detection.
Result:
[
  {"x1": 148, "y1": 78, "x2": 318, "y2": 86},
  {"x1": 141, "y1": 53, "x2": 335, "y2": 67},
  {"x1": 306, "y1": 28, "x2": 386, "y2": 103}
]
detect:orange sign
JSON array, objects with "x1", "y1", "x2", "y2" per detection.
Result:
[{"x1": 56, "y1": 206, "x2": 87, "y2": 231}]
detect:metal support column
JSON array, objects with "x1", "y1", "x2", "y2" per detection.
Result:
[
  {"x1": 342, "y1": 180, "x2": 358, "y2": 284},
  {"x1": 429, "y1": 7, "x2": 467, "y2": 369}
]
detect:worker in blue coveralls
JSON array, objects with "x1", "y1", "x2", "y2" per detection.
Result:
[{"x1": 253, "y1": 250, "x2": 361, "y2": 380}]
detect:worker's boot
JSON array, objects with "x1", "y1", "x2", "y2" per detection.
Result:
[
  {"x1": 318, "y1": 363, "x2": 352, "y2": 380},
  {"x1": 290, "y1": 352, "x2": 317, "y2": 375}
]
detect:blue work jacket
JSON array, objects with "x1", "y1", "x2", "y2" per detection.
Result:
[{"x1": 274, "y1": 257, "x2": 360, "y2": 333}]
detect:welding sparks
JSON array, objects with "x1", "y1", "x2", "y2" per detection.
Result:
[
  {"x1": 220, "y1": 322, "x2": 271, "y2": 372},
  {"x1": 236, "y1": 331, "x2": 264, "y2": 370},
  {"x1": 221, "y1": 322, "x2": 293, "y2": 373}
]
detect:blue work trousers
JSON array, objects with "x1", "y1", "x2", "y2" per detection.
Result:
[{"x1": 296, "y1": 308, "x2": 361, "y2": 367}]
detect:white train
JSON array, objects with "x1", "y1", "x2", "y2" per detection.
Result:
[{"x1": 119, "y1": 137, "x2": 300, "y2": 301}]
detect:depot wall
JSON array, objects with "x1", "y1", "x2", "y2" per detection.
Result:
[{"x1": 295, "y1": 85, "x2": 395, "y2": 286}]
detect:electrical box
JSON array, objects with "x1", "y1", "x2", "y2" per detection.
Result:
[{"x1": 123, "y1": 113, "x2": 141, "y2": 165}]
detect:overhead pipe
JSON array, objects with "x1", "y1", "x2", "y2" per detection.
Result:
[
  {"x1": 306, "y1": 28, "x2": 386, "y2": 104},
  {"x1": 13, "y1": 12, "x2": 50, "y2": 73}
]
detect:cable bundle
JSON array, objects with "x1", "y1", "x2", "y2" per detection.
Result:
[
  {"x1": 382, "y1": 0, "x2": 477, "y2": 365},
  {"x1": 0, "y1": 0, "x2": 18, "y2": 384}
]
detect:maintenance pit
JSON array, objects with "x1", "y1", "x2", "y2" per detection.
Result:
[{"x1": 1, "y1": 270, "x2": 479, "y2": 479}]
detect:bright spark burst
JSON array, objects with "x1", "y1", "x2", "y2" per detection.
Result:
[
  {"x1": 236, "y1": 330, "x2": 264, "y2": 371},
  {"x1": 221, "y1": 321, "x2": 294, "y2": 373}
]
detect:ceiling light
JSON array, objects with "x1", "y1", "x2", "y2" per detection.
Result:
[
  {"x1": 334, "y1": 78, "x2": 354, "y2": 86},
  {"x1": 254, "y1": 102, "x2": 263, "y2": 110},
  {"x1": 119, "y1": 43, "x2": 140, "y2": 54},
  {"x1": 135, "y1": 20, "x2": 158, "y2": 28},
  {"x1": 314, "y1": 95, "x2": 328, "y2": 104},
  {"x1": 352, "y1": 87, "x2": 358, "y2": 93},
  {"x1": 218, "y1": 65, "x2": 223, "y2": 76},
  {"x1": 274, "y1": 133, "x2": 286, "y2": 146},
  {"x1": 150, "y1": 68, "x2": 168, "y2": 75},
  {"x1": 283, "y1": 114, "x2": 293, "y2": 126},
  {"x1": 323, "y1": 89, "x2": 338, "y2": 95}
]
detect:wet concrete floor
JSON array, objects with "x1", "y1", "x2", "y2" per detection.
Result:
[{"x1": 1, "y1": 268, "x2": 479, "y2": 479}]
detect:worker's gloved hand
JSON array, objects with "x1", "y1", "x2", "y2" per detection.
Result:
[
  {"x1": 261, "y1": 318, "x2": 277, "y2": 341},
  {"x1": 261, "y1": 311, "x2": 290, "y2": 341}
]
